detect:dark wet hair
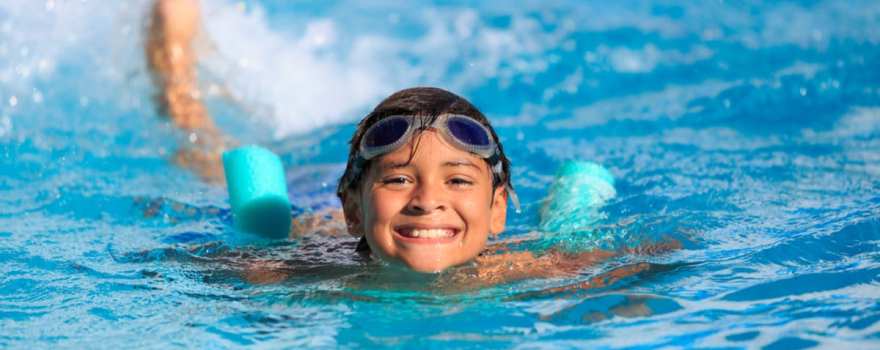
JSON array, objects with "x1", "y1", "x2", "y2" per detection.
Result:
[{"x1": 336, "y1": 87, "x2": 513, "y2": 203}]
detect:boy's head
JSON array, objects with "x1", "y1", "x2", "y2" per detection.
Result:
[{"x1": 337, "y1": 87, "x2": 514, "y2": 272}]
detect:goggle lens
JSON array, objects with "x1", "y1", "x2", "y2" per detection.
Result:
[
  {"x1": 446, "y1": 116, "x2": 491, "y2": 146},
  {"x1": 363, "y1": 117, "x2": 408, "y2": 148}
]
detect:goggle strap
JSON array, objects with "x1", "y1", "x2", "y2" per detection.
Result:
[
  {"x1": 507, "y1": 186, "x2": 521, "y2": 213},
  {"x1": 486, "y1": 150, "x2": 500, "y2": 167},
  {"x1": 487, "y1": 151, "x2": 520, "y2": 213}
]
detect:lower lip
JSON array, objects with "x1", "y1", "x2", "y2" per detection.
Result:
[{"x1": 394, "y1": 230, "x2": 460, "y2": 244}]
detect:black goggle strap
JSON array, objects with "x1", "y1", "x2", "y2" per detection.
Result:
[{"x1": 486, "y1": 149, "x2": 520, "y2": 213}]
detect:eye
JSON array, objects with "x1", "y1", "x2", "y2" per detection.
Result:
[
  {"x1": 448, "y1": 177, "x2": 474, "y2": 187},
  {"x1": 382, "y1": 175, "x2": 411, "y2": 186}
]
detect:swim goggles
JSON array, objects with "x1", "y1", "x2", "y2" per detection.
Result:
[{"x1": 351, "y1": 113, "x2": 520, "y2": 210}]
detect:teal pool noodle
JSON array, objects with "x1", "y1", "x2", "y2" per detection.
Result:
[
  {"x1": 539, "y1": 161, "x2": 616, "y2": 248},
  {"x1": 222, "y1": 146, "x2": 291, "y2": 239}
]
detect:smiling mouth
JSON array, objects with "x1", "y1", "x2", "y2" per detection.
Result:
[{"x1": 395, "y1": 227, "x2": 459, "y2": 240}]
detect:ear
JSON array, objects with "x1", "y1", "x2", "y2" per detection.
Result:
[
  {"x1": 489, "y1": 186, "x2": 508, "y2": 236},
  {"x1": 341, "y1": 189, "x2": 363, "y2": 237}
]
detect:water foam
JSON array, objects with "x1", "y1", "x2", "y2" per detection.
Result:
[
  {"x1": 2, "y1": 0, "x2": 879, "y2": 140},
  {"x1": 197, "y1": 1, "x2": 564, "y2": 138}
]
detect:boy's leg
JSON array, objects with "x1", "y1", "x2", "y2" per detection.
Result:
[
  {"x1": 146, "y1": 0, "x2": 213, "y2": 132},
  {"x1": 147, "y1": 0, "x2": 229, "y2": 183}
]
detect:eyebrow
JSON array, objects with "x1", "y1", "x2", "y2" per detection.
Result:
[
  {"x1": 380, "y1": 161, "x2": 412, "y2": 170},
  {"x1": 442, "y1": 159, "x2": 481, "y2": 170}
]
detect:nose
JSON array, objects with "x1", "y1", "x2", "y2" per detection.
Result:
[{"x1": 405, "y1": 181, "x2": 447, "y2": 214}]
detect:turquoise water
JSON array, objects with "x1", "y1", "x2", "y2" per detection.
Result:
[{"x1": 2, "y1": 0, "x2": 880, "y2": 348}]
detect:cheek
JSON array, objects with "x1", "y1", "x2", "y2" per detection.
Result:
[
  {"x1": 459, "y1": 192, "x2": 494, "y2": 225},
  {"x1": 364, "y1": 191, "x2": 405, "y2": 225}
]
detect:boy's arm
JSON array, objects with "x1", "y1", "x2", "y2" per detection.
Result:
[
  {"x1": 289, "y1": 208, "x2": 348, "y2": 238},
  {"x1": 449, "y1": 235, "x2": 681, "y2": 290}
]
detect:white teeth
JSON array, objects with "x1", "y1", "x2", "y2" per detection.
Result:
[{"x1": 408, "y1": 229, "x2": 454, "y2": 238}]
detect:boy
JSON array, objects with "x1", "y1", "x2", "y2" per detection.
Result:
[{"x1": 146, "y1": 0, "x2": 677, "y2": 283}]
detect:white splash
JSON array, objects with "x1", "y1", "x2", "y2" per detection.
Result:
[
  {"x1": 197, "y1": 1, "x2": 562, "y2": 138},
  {"x1": 2, "y1": 0, "x2": 879, "y2": 139}
]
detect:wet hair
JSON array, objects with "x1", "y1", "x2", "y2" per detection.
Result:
[{"x1": 336, "y1": 86, "x2": 513, "y2": 205}]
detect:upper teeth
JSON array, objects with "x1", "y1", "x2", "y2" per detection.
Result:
[{"x1": 410, "y1": 229, "x2": 454, "y2": 238}]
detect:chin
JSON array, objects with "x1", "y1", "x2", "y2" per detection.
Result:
[{"x1": 398, "y1": 255, "x2": 460, "y2": 273}]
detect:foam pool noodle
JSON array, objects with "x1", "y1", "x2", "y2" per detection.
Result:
[
  {"x1": 538, "y1": 161, "x2": 616, "y2": 252},
  {"x1": 222, "y1": 146, "x2": 291, "y2": 239}
]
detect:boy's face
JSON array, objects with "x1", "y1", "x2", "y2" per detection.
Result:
[{"x1": 344, "y1": 129, "x2": 507, "y2": 273}]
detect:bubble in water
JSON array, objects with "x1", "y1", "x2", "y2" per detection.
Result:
[
  {"x1": 8, "y1": 96, "x2": 17, "y2": 107},
  {"x1": 32, "y1": 89, "x2": 43, "y2": 103}
]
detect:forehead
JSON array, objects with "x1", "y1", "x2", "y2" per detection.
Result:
[{"x1": 373, "y1": 130, "x2": 489, "y2": 172}]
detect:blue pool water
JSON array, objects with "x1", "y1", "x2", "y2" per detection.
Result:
[{"x1": 2, "y1": 0, "x2": 880, "y2": 348}]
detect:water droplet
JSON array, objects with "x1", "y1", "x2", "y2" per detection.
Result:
[
  {"x1": 38, "y1": 59, "x2": 51, "y2": 72},
  {"x1": 32, "y1": 90, "x2": 43, "y2": 104},
  {"x1": 17, "y1": 66, "x2": 31, "y2": 78},
  {"x1": 388, "y1": 13, "x2": 400, "y2": 24},
  {"x1": 207, "y1": 84, "x2": 220, "y2": 95},
  {"x1": 723, "y1": 99, "x2": 731, "y2": 109},
  {"x1": 0, "y1": 116, "x2": 11, "y2": 137},
  {"x1": 45, "y1": 0, "x2": 55, "y2": 11},
  {"x1": 8, "y1": 96, "x2": 17, "y2": 107},
  {"x1": 189, "y1": 133, "x2": 198, "y2": 143},
  {"x1": 799, "y1": 87, "x2": 807, "y2": 96},
  {"x1": 584, "y1": 52, "x2": 597, "y2": 63}
]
